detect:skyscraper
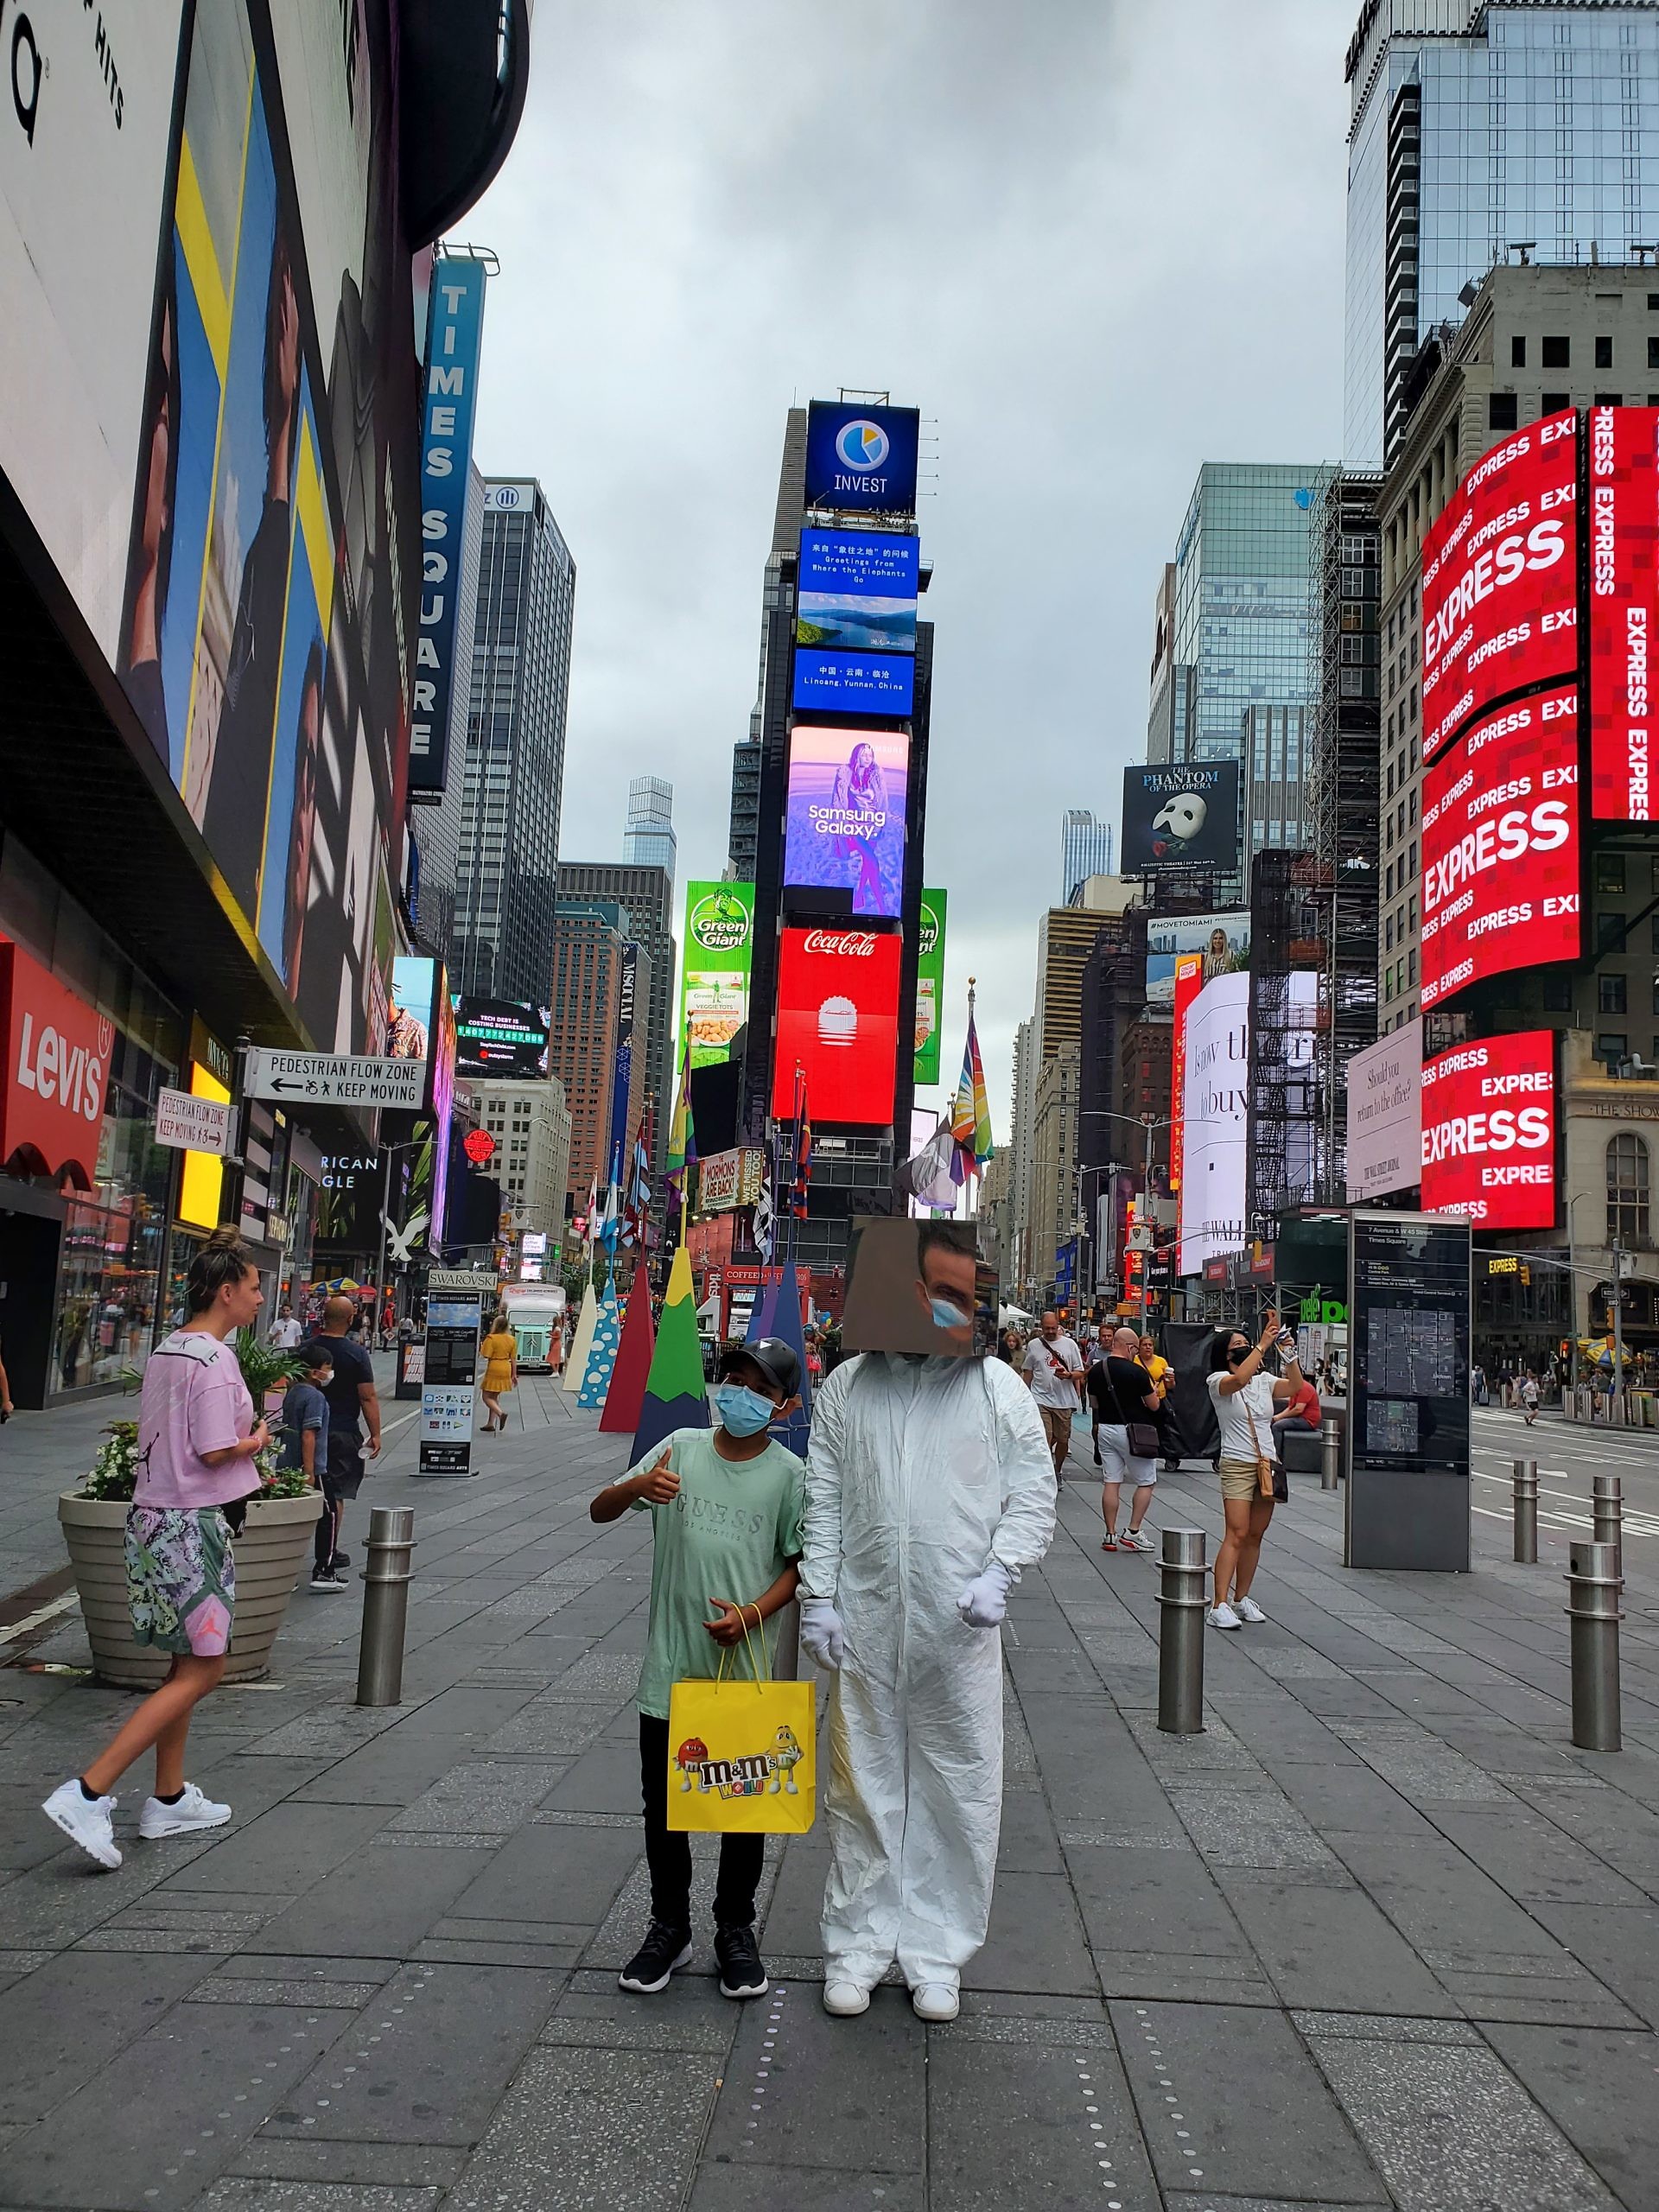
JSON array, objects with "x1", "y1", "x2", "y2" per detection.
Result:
[
  {"x1": 623, "y1": 777, "x2": 677, "y2": 886},
  {"x1": 448, "y1": 478, "x2": 575, "y2": 1005},
  {"x1": 1344, "y1": 2, "x2": 1659, "y2": 467},
  {"x1": 1061, "y1": 809, "x2": 1114, "y2": 901},
  {"x1": 556, "y1": 860, "x2": 676, "y2": 1176},
  {"x1": 548, "y1": 899, "x2": 652, "y2": 1215}
]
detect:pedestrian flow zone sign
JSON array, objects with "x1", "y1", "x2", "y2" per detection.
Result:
[{"x1": 245, "y1": 1051, "x2": 427, "y2": 1109}]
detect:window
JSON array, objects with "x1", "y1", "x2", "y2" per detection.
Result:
[
  {"x1": 1542, "y1": 335, "x2": 1570, "y2": 367},
  {"x1": 1649, "y1": 336, "x2": 1659, "y2": 370},
  {"x1": 1598, "y1": 911, "x2": 1627, "y2": 953},
  {"x1": 1598, "y1": 853, "x2": 1627, "y2": 894},
  {"x1": 1543, "y1": 972, "x2": 1573, "y2": 1012},
  {"x1": 1541, "y1": 392, "x2": 1572, "y2": 413},
  {"x1": 1510, "y1": 334, "x2": 1527, "y2": 367},
  {"x1": 1595, "y1": 394, "x2": 1625, "y2": 407},
  {"x1": 1601, "y1": 972, "x2": 1629, "y2": 1014},
  {"x1": 1596, "y1": 335, "x2": 1614, "y2": 369},
  {"x1": 1488, "y1": 391, "x2": 1518, "y2": 431},
  {"x1": 1599, "y1": 1034, "x2": 1630, "y2": 1066},
  {"x1": 1608, "y1": 1132, "x2": 1650, "y2": 1244}
]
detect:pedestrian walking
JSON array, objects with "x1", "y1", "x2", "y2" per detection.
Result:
[
  {"x1": 1520, "y1": 1370, "x2": 1541, "y2": 1426},
  {"x1": 41, "y1": 1228, "x2": 269, "y2": 1869},
  {"x1": 1204, "y1": 1307, "x2": 1306, "y2": 1630},
  {"x1": 800, "y1": 1330, "x2": 1056, "y2": 2023},
  {"x1": 1021, "y1": 1309, "x2": 1085, "y2": 1475},
  {"x1": 1471, "y1": 1362, "x2": 1487, "y2": 1407},
  {"x1": 590, "y1": 1338, "x2": 805, "y2": 2004},
  {"x1": 1089, "y1": 1325, "x2": 1160, "y2": 1552},
  {"x1": 302, "y1": 1295, "x2": 382, "y2": 1589},
  {"x1": 276, "y1": 1342, "x2": 338, "y2": 1586},
  {"x1": 268, "y1": 1302, "x2": 303, "y2": 1351},
  {"x1": 480, "y1": 1312, "x2": 518, "y2": 1433}
]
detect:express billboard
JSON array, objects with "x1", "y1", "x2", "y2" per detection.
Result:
[
  {"x1": 784, "y1": 727, "x2": 909, "y2": 918},
  {"x1": 1177, "y1": 970, "x2": 1249, "y2": 1278},
  {"x1": 1419, "y1": 685, "x2": 1580, "y2": 1010},
  {"x1": 772, "y1": 927, "x2": 901, "y2": 1127},
  {"x1": 912, "y1": 889, "x2": 947, "y2": 1087},
  {"x1": 803, "y1": 402, "x2": 920, "y2": 514},
  {"x1": 678, "y1": 880, "x2": 753, "y2": 1069},
  {"x1": 454, "y1": 997, "x2": 550, "y2": 1081},
  {"x1": 1420, "y1": 1030, "x2": 1556, "y2": 1231},
  {"x1": 1121, "y1": 764, "x2": 1241, "y2": 873},
  {"x1": 1587, "y1": 404, "x2": 1659, "y2": 820},
  {"x1": 1421, "y1": 410, "x2": 1578, "y2": 761}
]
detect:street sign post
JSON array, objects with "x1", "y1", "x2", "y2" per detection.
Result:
[
  {"x1": 154, "y1": 1086, "x2": 233, "y2": 1156},
  {"x1": 245, "y1": 1051, "x2": 428, "y2": 1110}
]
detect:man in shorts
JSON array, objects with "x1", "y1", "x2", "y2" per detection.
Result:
[
  {"x1": 1022, "y1": 1311, "x2": 1085, "y2": 1475},
  {"x1": 302, "y1": 1295, "x2": 382, "y2": 1586}
]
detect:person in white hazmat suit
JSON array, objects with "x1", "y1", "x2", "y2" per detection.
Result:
[{"x1": 798, "y1": 1346, "x2": 1058, "y2": 2023}]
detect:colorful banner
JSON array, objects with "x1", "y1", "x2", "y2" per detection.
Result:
[
  {"x1": 912, "y1": 889, "x2": 947, "y2": 1087},
  {"x1": 409, "y1": 260, "x2": 486, "y2": 795},
  {"x1": 1169, "y1": 951, "x2": 1205, "y2": 1196},
  {"x1": 607, "y1": 944, "x2": 639, "y2": 1169},
  {"x1": 677, "y1": 880, "x2": 754, "y2": 1072}
]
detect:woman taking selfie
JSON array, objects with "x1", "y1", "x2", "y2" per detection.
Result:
[
  {"x1": 1204, "y1": 1306, "x2": 1304, "y2": 1630},
  {"x1": 41, "y1": 1229, "x2": 270, "y2": 1868}
]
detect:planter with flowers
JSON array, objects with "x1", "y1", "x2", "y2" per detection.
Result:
[{"x1": 59, "y1": 1330, "x2": 321, "y2": 1689}]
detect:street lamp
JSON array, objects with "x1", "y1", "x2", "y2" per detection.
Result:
[{"x1": 1078, "y1": 1111, "x2": 1175, "y2": 1319}]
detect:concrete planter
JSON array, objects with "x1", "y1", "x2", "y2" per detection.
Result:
[{"x1": 57, "y1": 1491, "x2": 320, "y2": 1689}]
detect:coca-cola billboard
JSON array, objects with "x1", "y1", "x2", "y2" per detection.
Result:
[
  {"x1": 772, "y1": 926, "x2": 901, "y2": 1125},
  {"x1": 1421, "y1": 1030, "x2": 1556, "y2": 1232},
  {"x1": 1587, "y1": 404, "x2": 1659, "y2": 820},
  {"x1": 1421, "y1": 410, "x2": 1579, "y2": 761}
]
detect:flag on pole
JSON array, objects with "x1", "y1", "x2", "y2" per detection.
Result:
[
  {"x1": 753, "y1": 1173, "x2": 775, "y2": 1262},
  {"x1": 949, "y1": 985, "x2": 994, "y2": 1183},
  {"x1": 666, "y1": 1041, "x2": 697, "y2": 1178},
  {"x1": 623, "y1": 1110, "x2": 652, "y2": 1247},
  {"x1": 791, "y1": 1076, "x2": 812, "y2": 1221},
  {"x1": 581, "y1": 1172, "x2": 598, "y2": 1254},
  {"x1": 599, "y1": 1146, "x2": 621, "y2": 1253}
]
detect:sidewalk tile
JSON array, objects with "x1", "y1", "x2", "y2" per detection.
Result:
[
  {"x1": 540, "y1": 1980, "x2": 735, "y2": 2055},
  {"x1": 195, "y1": 2183, "x2": 441, "y2": 2210},
  {"x1": 969, "y1": 1871, "x2": 1096, "y2": 1996},
  {"x1": 228, "y1": 2139, "x2": 467, "y2": 2190},
  {"x1": 244, "y1": 1841, "x2": 488, "y2": 1961},
  {"x1": 702, "y1": 1983, "x2": 925, "y2": 2172},
  {"x1": 926, "y1": 2033, "x2": 1159, "y2": 2210},
  {"x1": 0, "y1": 1949, "x2": 208, "y2": 2124},
  {"x1": 1532, "y1": 1903, "x2": 1659, "y2": 2028},
  {"x1": 1215, "y1": 1874, "x2": 1462, "y2": 2017},
  {"x1": 167, "y1": 1804, "x2": 391, "y2": 1894},
  {"x1": 1482, "y1": 2023, "x2": 1659, "y2": 2211},
  {"x1": 444, "y1": 1819, "x2": 639, "y2": 1928},
  {"x1": 686, "y1": 2164, "x2": 924, "y2": 2211}
]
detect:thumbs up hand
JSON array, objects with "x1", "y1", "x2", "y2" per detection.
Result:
[{"x1": 634, "y1": 1452, "x2": 681, "y2": 1505}]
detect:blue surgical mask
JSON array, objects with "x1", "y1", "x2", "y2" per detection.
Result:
[
  {"x1": 931, "y1": 1298, "x2": 968, "y2": 1332},
  {"x1": 713, "y1": 1382, "x2": 775, "y2": 1437}
]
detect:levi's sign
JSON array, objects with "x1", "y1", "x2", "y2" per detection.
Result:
[{"x1": 245, "y1": 1051, "x2": 427, "y2": 1109}]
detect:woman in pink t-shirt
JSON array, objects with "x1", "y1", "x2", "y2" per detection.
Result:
[{"x1": 41, "y1": 1229, "x2": 270, "y2": 1871}]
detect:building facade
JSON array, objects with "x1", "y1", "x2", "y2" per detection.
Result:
[
  {"x1": 1062, "y1": 810, "x2": 1115, "y2": 901},
  {"x1": 556, "y1": 861, "x2": 676, "y2": 1176},
  {"x1": 547, "y1": 900, "x2": 651, "y2": 1216},
  {"x1": 449, "y1": 478, "x2": 575, "y2": 1005},
  {"x1": 624, "y1": 778, "x2": 677, "y2": 885},
  {"x1": 1243, "y1": 704, "x2": 1310, "y2": 881},
  {"x1": 474, "y1": 1077, "x2": 574, "y2": 1244}
]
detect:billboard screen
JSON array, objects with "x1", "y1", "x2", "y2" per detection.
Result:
[
  {"x1": 912, "y1": 889, "x2": 947, "y2": 1087},
  {"x1": 772, "y1": 927, "x2": 901, "y2": 1127},
  {"x1": 1421, "y1": 1031, "x2": 1556, "y2": 1231},
  {"x1": 390, "y1": 957, "x2": 455, "y2": 1257},
  {"x1": 1147, "y1": 911, "x2": 1249, "y2": 1008},
  {"x1": 1344, "y1": 1023, "x2": 1423, "y2": 1201},
  {"x1": 1122, "y1": 764, "x2": 1241, "y2": 873},
  {"x1": 784, "y1": 727, "x2": 909, "y2": 918},
  {"x1": 607, "y1": 943, "x2": 639, "y2": 1168},
  {"x1": 409, "y1": 261, "x2": 486, "y2": 797},
  {"x1": 1177, "y1": 970, "x2": 1249, "y2": 1278},
  {"x1": 803, "y1": 402, "x2": 920, "y2": 513},
  {"x1": 1419, "y1": 685, "x2": 1580, "y2": 1010},
  {"x1": 791, "y1": 648, "x2": 915, "y2": 716},
  {"x1": 1168, "y1": 952, "x2": 1205, "y2": 1197},
  {"x1": 678, "y1": 880, "x2": 753, "y2": 1070},
  {"x1": 1421, "y1": 410, "x2": 1578, "y2": 761},
  {"x1": 454, "y1": 998, "x2": 550, "y2": 1081},
  {"x1": 1587, "y1": 404, "x2": 1659, "y2": 820},
  {"x1": 798, "y1": 528, "x2": 919, "y2": 652}
]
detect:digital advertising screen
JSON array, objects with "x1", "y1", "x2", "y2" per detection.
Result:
[
  {"x1": 454, "y1": 997, "x2": 550, "y2": 1081},
  {"x1": 913, "y1": 889, "x2": 948, "y2": 1087},
  {"x1": 1168, "y1": 952, "x2": 1205, "y2": 1197},
  {"x1": 1177, "y1": 970, "x2": 1250, "y2": 1278},
  {"x1": 1344, "y1": 1023, "x2": 1423, "y2": 1202},
  {"x1": 1421, "y1": 410, "x2": 1578, "y2": 761},
  {"x1": 678, "y1": 880, "x2": 754, "y2": 1071},
  {"x1": 1587, "y1": 404, "x2": 1659, "y2": 820},
  {"x1": 772, "y1": 927, "x2": 902, "y2": 1126},
  {"x1": 1419, "y1": 685, "x2": 1580, "y2": 1010},
  {"x1": 798, "y1": 528, "x2": 919, "y2": 652},
  {"x1": 792, "y1": 648, "x2": 915, "y2": 716},
  {"x1": 1122, "y1": 764, "x2": 1241, "y2": 873},
  {"x1": 803, "y1": 402, "x2": 921, "y2": 513},
  {"x1": 1420, "y1": 1030, "x2": 1556, "y2": 1231},
  {"x1": 1147, "y1": 911, "x2": 1249, "y2": 1008},
  {"x1": 784, "y1": 727, "x2": 909, "y2": 918}
]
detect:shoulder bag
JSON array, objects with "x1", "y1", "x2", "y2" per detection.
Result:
[
  {"x1": 1243, "y1": 1388, "x2": 1289, "y2": 1503},
  {"x1": 1109, "y1": 1362, "x2": 1162, "y2": 1460}
]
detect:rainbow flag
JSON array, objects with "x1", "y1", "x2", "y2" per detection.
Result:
[{"x1": 949, "y1": 996, "x2": 994, "y2": 1182}]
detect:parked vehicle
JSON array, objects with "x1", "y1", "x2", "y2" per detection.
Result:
[{"x1": 500, "y1": 1284, "x2": 567, "y2": 1371}]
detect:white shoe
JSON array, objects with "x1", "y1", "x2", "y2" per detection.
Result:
[
  {"x1": 1234, "y1": 1595, "x2": 1267, "y2": 1624},
  {"x1": 138, "y1": 1783, "x2": 232, "y2": 1840},
  {"x1": 912, "y1": 1983, "x2": 959, "y2": 2023},
  {"x1": 1119, "y1": 1528, "x2": 1154, "y2": 1554},
  {"x1": 823, "y1": 1980, "x2": 871, "y2": 2017},
  {"x1": 1207, "y1": 1600, "x2": 1243, "y2": 1630},
  {"x1": 42, "y1": 1779, "x2": 121, "y2": 1869}
]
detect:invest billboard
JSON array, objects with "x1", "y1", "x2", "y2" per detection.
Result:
[
  {"x1": 912, "y1": 889, "x2": 947, "y2": 1087},
  {"x1": 803, "y1": 402, "x2": 920, "y2": 513},
  {"x1": 1121, "y1": 764, "x2": 1240, "y2": 873},
  {"x1": 1419, "y1": 686, "x2": 1580, "y2": 1010},
  {"x1": 784, "y1": 727, "x2": 908, "y2": 918},
  {"x1": 678, "y1": 880, "x2": 753, "y2": 1069},
  {"x1": 1421, "y1": 410, "x2": 1578, "y2": 761},
  {"x1": 772, "y1": 927, "x2": 901, "y2": 1126},
  {"x1": 1420, "y1": 1031, "x2": 1556, "y2": 1231},
  {"x1": 1587, "y1": 404, "x2": 1659, "y2": 820}
]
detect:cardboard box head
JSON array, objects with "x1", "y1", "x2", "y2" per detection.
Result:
[{"x1": 841, "y1": 1216, "x2": 1000, "y2": 1357}]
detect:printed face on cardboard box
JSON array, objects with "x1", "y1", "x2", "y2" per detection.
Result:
[{"x1": 840, "y1": 1217, "x2": 999, "y2": 1356}]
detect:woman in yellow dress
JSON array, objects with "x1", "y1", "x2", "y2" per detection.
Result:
[{"x1": 480, "y1": 1312, "x2": 518, "y2": 1433}]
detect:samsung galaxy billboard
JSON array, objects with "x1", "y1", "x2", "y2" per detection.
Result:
[
  {"x1": 784, "y1": 727, "x2": 909, "y2": 918},
  {"x1": 803, "y1": 402, "x2": 920, "y2": 514}
]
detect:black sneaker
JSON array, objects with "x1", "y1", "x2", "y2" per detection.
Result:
[
  {"x1": 618, "y1": 1920, "x2": 693, "y2": 1994},
  {"x1": 310, "y1": 1567, "x2": 348, "y2": 1592},
  {"x1": 715, "y1": 1922, "x2": 769, "y2": 1999}
]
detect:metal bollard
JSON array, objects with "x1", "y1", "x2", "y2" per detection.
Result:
[
  {"x1": 1320, "y1": 1417, "x2": 1341, "y2": 1491},
  {"x1": 1592, "y1": 1473, "x2": 1623, "y2": 1580},
  {"x1": 1156, "y1": 1527, "x2": 1207, "y2": 1737},
  {"x1": 1565, "y1": 1540, "x2": 1623, "y2": 1753},
  {"x1": 1513, "y1": 1459, "x2": 1539, "y2": 1564},
  {"x1": 357, "y1": 1507, "x2": 416, "y2": 1708}
]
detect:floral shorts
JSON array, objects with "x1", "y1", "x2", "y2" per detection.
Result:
[{"x1": 125, "y1": 1506, "x2": 236, "y2": 1656}]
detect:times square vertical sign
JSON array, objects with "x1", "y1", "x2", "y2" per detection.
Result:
[{"x1": 409, "y1": 260, "x2": 488, "y2": 798}]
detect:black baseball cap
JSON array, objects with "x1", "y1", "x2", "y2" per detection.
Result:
[{"x1": 720, "y1": 1337, "x2": 801, "y2": 1397}]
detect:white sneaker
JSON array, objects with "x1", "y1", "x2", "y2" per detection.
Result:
[
  {"x1": 138, "y1": 1783, "x2": 232, "y2": 1840},
  {"x1": 41, "y1": 1779, "x2": 121, "y2": 1869},
  {"x1": 1119, "y1": 1528, "x2": 1154, "y2": 1554},
  {"x1": 1234, "y1": 1595, "x2": 1268, "y2": 1624},
  {"x1": 1207, "y1": 1600, "x2": 1243, "y2": 1630},
  {"x1": 823, "y1": 1980, "x2": 871, "y2": 2018},
  {"x1": 912, "y1": 1983, "x2": 959, "y2": 2023}
]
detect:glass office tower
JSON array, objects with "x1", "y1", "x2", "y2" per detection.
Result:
[
  {"x1": 623, "y1": 777, "x2": 677, "y2": 887},
  {"x1": 1345, "y1": 2, "x2": 1659, "y2": 466},
  {"x1": 1061, "y1": 809, "x2": 1114, "y2": 901}
]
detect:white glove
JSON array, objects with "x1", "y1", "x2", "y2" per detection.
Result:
[
  {"x1": 798, "y1": 1595, "x2": 846, "y2": 1671},
  {"x1": 957, "y1": 1559, "x2": 1013, "y2": 1630}
]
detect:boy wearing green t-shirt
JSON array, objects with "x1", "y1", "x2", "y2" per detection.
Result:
[{"x1": 591, "y1": 1337, "x2": 804, "y2": 2002}]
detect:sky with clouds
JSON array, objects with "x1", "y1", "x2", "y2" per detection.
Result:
[{"x1": 466, "y1": 0, "x2": 1354, "y2": 1131}]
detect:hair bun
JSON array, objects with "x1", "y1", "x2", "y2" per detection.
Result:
[{"x1": 203, "y1": 1224, "x2": 244, "y2": 1251}]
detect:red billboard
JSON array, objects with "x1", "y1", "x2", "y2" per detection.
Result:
[
  {"x1": 1587, "y1": 405, "x2": 1659, "y2": 820},
  {"x1": 0, "y1": 939, "x2": 114, "y2": 1189},
  {"x1": 1168, "y1": 952, "x2": 1204, "y2": 1195},
  {"x1": 1419, "y1": 686, "x2": 1580, "y2": 1009},
  {"x1": 772, "y1": 927, "x2": 901, "y2": 1125},
  {"x1": 1421, "y1": 1031, "x2": 1556, "y2": 1230},
  {"x1": 1421, "y1": 410, "x2": 1578, "y2": 761}
]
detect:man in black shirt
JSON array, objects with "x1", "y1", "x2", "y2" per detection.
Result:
[
  {"x1": 1085, "y1": 1326, "x2": 1160, "y2": 1554},
  {"x1": 302, "y1": 1294, "x2": 383, "y2": 1588}
]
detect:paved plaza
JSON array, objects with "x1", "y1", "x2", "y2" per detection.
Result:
[{"x1": 0, "y1": 1377, "x2": 1656, "y2": 2211}]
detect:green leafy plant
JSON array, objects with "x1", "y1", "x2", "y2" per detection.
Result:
[{"x1": 233, "y1": 1327, "x2": 308, "y2": 1400}]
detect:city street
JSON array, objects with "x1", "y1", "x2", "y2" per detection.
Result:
[{"x1": 2, "y1": 1384, "x2": 1656, "y2": 2212}]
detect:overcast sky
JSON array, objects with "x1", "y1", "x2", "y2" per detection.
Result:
[{"x1": 466, "y1": 0, "x2": 1352, "y2": 1132}]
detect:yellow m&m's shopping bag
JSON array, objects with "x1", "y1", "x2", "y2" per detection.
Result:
[{"x1": 665, "y1": 1622, "x2": 815, "y2": 1836}]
